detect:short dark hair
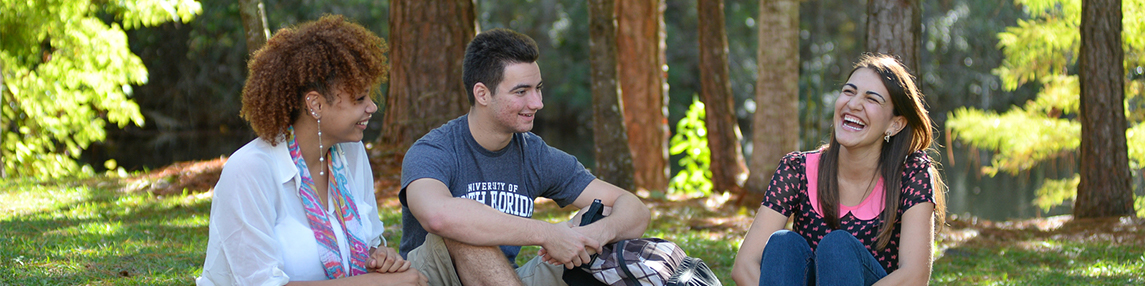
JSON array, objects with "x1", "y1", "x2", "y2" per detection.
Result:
[{"x1": 463, "y1": 28, "x2": 540, "y2": 105}]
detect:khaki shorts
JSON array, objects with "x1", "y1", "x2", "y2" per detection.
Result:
[{"x1": 407, "y1": 233, "x2": 567, "y2": 286}]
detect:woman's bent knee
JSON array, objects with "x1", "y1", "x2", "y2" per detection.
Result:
[
  {"x1": 767, "y1": 230, "x2": 804, "y2": 246},
  {"x1": 818, "y1": 230, "x2": 861, "y2": 249}
]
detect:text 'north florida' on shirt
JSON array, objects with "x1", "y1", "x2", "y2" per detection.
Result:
[{"x1": 463, "y1": 181, "x2": 534, "y2": 217}]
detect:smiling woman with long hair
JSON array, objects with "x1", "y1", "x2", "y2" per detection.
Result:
[
  {"x1": 732, "y1": 53, "x2": 946, "y2": 286},
  {"x1": 197, "y1": 15, "x2": 425, "y2": 286}
]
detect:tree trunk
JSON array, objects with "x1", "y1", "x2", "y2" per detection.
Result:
[
  {"x1": 616, "y1": 0, "x2": 669, "y2": 192},
  {"x1": 748, "y1": 0, "x2": 799, "y2": 196},
  {"x1": 865, "y1": 0, "x2": 921, "y2": 74},
  {"x1": 381, "y1": 0, "x2": 476, "y2": 153},
  {"x1": 589, "y1": 0, "x2": 636, "y2": 191},
  {"x1": 1076, "y1": 0, "x2": 1134, "y2": 218},
  {"x1": 697, "y1": 0, "x2": 747, "y2": 195},
  {"x1": 238, "y1": 0, "x2": 270, "y2": 54}
]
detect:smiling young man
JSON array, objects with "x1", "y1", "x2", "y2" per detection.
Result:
[{"x1": 397, "y1": 28, "x2": 651, "y2": 286}]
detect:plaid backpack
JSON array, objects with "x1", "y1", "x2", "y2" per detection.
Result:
[{"x1": 562, "y1": 200, "x2": 722, "y2": 286}]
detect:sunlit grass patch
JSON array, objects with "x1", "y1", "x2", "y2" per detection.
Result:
[
  {"x1": 0, "y1": 176, "x2": 210, "y2": 285},
  {"x1": 1073, "y1": 258, "x2": 1145, "y2": 277},
  {"x1": 0, "y1": 179, "x2": 93, "y2": 217},
  {"x1": 51, "y1": 221, "x2": 126, "y2": 236},
  {"x1": 932, "y1": 240, "x2": 1145, "y2": 285},
  {"x1": 162, "y1": 214, "x2": 211, "y2": 228}
]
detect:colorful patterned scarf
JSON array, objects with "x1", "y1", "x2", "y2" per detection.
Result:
[{"x1": 286, "y1": 127, "x2": 370, "y2": 278}]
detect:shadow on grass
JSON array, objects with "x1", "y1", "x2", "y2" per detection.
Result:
[{"x1": 0, "y1": 183, "x2": 211, "y2": 285}]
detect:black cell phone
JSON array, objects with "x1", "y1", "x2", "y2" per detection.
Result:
[{"x1": 579, "y1": 199, "x2": 605, "y2": 226}]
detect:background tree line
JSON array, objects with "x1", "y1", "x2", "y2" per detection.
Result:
[{"x1": 3, "y1": 0, "x2": 1140, "y2": 218}]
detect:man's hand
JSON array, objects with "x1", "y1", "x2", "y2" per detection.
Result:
[
  {"x1": 538, "y1": 222, "x2": 600, "y2": 269},
  {"x1": 367, "y1": 246, "x2": 410, "y2": 273},
  {"x1": 540, "y1": 224, "x2": 613, "y2": 266},
  {"x1": 566, "y1": 204, "x2": 613, "y2": 228}
]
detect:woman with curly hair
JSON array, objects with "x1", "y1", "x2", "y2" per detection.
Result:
[
  {"x1": 198, "y1": 15, "x2": 426, "y2": 286},
  {"x1": 732, "y1": 53, "x2": 946, "y2": 286}
]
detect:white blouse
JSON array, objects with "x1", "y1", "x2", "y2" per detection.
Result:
[{"x1": 197, "y1": 138, "x2": 386, "y2": 285}]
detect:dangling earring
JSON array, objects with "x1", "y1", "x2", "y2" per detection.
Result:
[
  {"x1": 313, "y1": 110, "x2": 325, "y2": 177},
  {"x1": 884, "y1": 133, "x2": 890, "y2": 142}
]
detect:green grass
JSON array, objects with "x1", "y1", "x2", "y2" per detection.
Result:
[
  {"x1": 3, "y1": 176, "x2": 1143, "y2": 285},
  {"x1": 1, "y1": 177, "x2": 211, "y2": 285},
  {"x1": 932, "y1": 241, "x2": 1145, "y2": 285}
]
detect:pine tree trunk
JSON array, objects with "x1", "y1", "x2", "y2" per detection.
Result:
[
  {"x1": 697, "y1": 0, "x2": 747, "y2": 195},
  {"x1": 589, "y1": 0, "x2": 636, "y2": 191},
  {"x1": 865, "y1": 0, "x2": 921, "y2": 74},
  {"x1": 381, "y1": 0, "x2": 475, "y2": 153},
  {"x1": 616, "y1": 0, "x2": 669, "y2": 192},
  {"x1": 747, "y1": 0, "x2": 800, "y2": 196},
  {"x1": 238, "y1": 0, "x2": 269, "y2": 54},
  {"x1": 1076, "y1": 0, "x2": 1134, "y2": 218}
]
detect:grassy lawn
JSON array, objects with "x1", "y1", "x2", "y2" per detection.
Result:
[
  {"x1": 930, "y1": 216, "x2": 1145, "y2": 285},
  {"x1": 2, "y1": 171, "x2": 1143, "y2": 285},
  {"x1": 0, "y1": 177, "x2": 211, "y2": 285}
]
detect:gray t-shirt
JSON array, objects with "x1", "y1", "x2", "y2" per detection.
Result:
[{"x1": 398, "y1": 115, "x2": 595, "y2": 263}]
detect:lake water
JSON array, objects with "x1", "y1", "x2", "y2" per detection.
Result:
[{"x1": 939, "y1": 143, "x2": 1076, "y2": 221}]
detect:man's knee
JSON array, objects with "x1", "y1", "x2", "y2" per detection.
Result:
[
  {"x1": 407, "y1": 234, "x2": 463, "y2": 286},
  {"x1": 441, "y1": 237, "x2": 523, "y2": 286},
  {"x1": 441, "y1": 237, "x2": 505, "y2": 262}
]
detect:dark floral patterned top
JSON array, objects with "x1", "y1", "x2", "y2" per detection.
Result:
[{"x1": 761, "y1": 150, "x2": 935, "y2": 272}]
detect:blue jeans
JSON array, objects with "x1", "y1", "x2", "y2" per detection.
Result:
[{"x1": 758, "y1": 230, "x2": 888, "y2": 286}]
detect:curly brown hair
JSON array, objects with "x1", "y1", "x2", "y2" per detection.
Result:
[{"x1": 240, "y1": 15, "x2": 388, "y2": 144}]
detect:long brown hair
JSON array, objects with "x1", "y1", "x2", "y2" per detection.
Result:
[{"x1": 817, "y1": 53, "x2": 946, "y2": 250}]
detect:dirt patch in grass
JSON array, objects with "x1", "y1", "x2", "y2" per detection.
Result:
[
  {"x1": 125, "y1": 157, "x2": 226, "y2": 196},
  {"x1": 940, "y1": 214, "x2": 1145, "y2": 251}
]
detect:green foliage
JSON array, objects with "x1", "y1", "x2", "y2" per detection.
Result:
[
  {"x1": 668, "y1": 97, "x2": 713, "y2": 196},
  {"x1": 102, "y1": 0, "x2": 202, "y2": 30},
  {"x1": 946, "y1": 91, "x2": 1080, "y2": 176},
  {"x1": 994, "y1": 0, "x2": 1145, "y2": 90},
  {"x1": 1030, "y1": 174, "x2": 1145, "y2": 217},
  {"x1": 1138, "y1": 195, "x2": 1145, "y2": 217},
  {"x1": 948, "y1": 0, "x2": 1145, "y2": 212},
  {"x1": 921, "y1": 0, "x2": 1043, "y2": 125},
  {"x1": 993, "y1": 0, "x2": 1081, "y2": 91},
  {"x1": 0, "y1": 0, "x2": 200, "y2": 179},
  {"x1": 1033, "y1": 175, "x2": 1079, "y2": 212}
]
